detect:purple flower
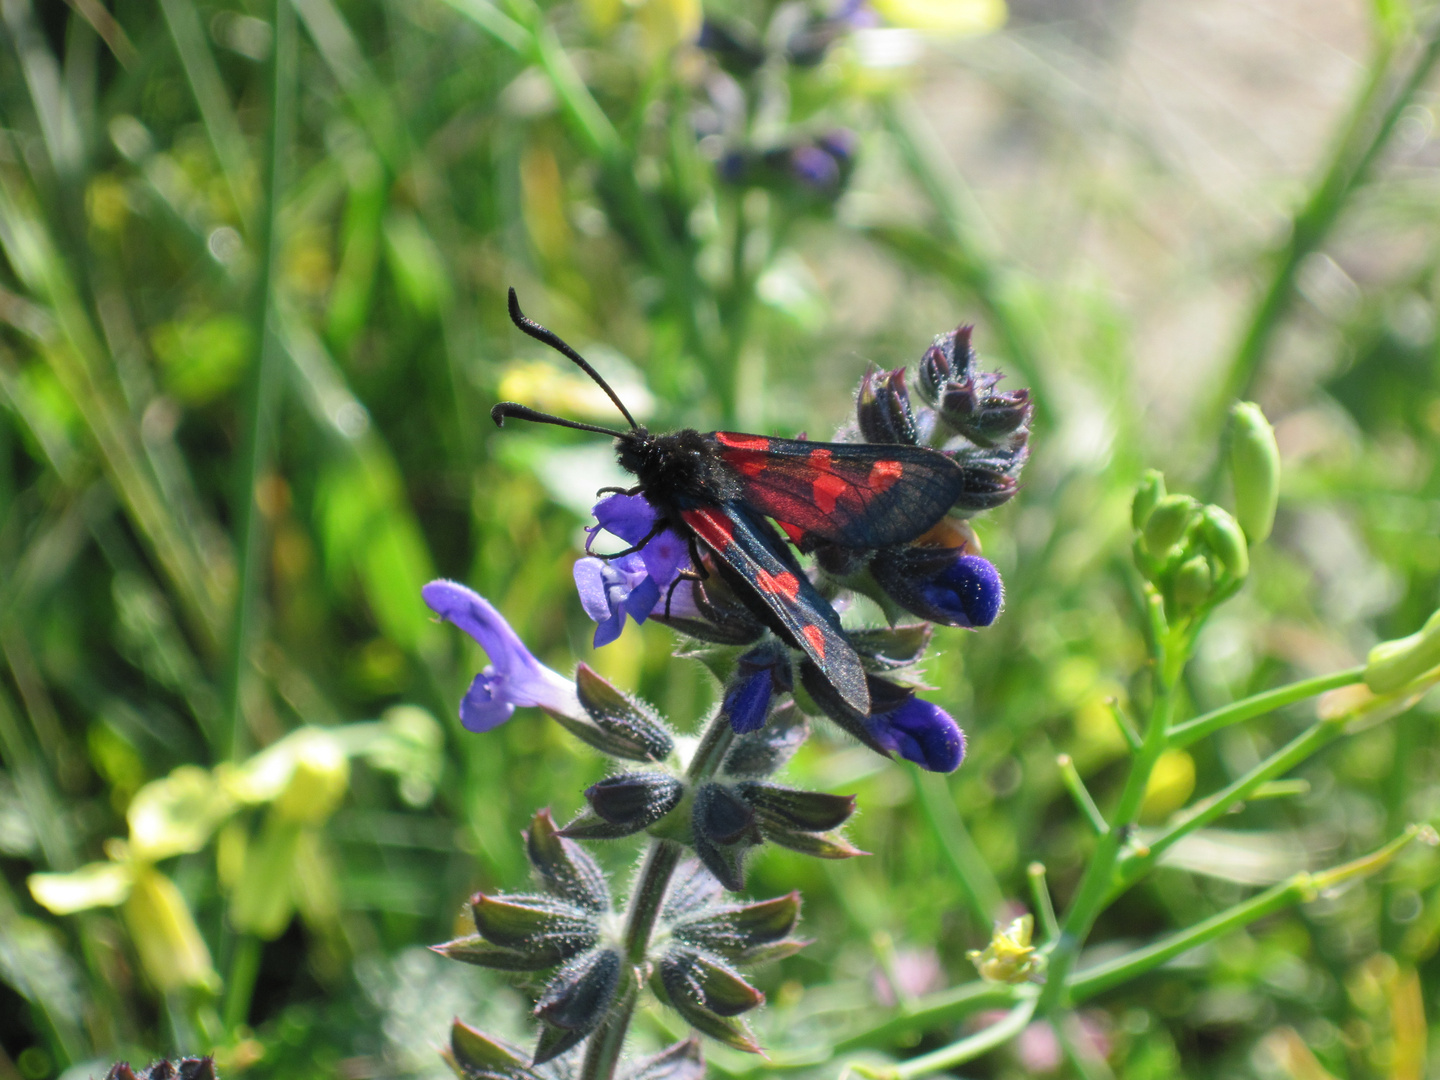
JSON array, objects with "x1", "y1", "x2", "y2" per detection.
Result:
[
  {"x1": 574, "y1": 554, "x2": 661, "y2": 647},
  {"x1": 721, "y1": 643, "x2": 794, "y2": 734},
  {"x1": 580, "y1": 495, "x2": 692, "y2": 646},
  {"x1": 791, "y1": 145, "x2": 840, "y2": 190},
  {"x1": 867, "y1": 694, "x2": 966, "y2": 773},
  {"x1": 422, "y1": 580, "x2": 578, "y2": 733},
  {"x1": 872, "y1": 549, "x2": 1004, "y2": 628}
]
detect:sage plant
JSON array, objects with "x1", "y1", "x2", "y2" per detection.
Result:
[{"x1": 425, "y1": 323, "x2": 1028, "y2": 1079}]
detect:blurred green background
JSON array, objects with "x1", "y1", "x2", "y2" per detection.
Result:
[{"x1": 3, "y1": 0, "x2": 1440, "y2": 1076}]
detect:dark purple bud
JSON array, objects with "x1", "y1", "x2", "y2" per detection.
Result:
[
  {"x1": 941, "y1": 384, "x2": 1032, "y2": 446},
  {"x1": 721, "y1": 702, "x2": 809, "y2": 777},
  {"x1": 105, "y1": 1069, "x2": 139, "y2": 1080},
  {"x1": 534, "y1": 948, "x2": 624, "y2": 1062},
  {"x1": 917, "y1": 325, "x2": 976, "y2": 405},
  {"x1": 626, "y1": 1037, "x2": 707, "y2": 1080},
  {"x1": 698, "y1": 18, "x2": 766, "y2": 76},
  {"x1": 692, "y1": 783, "x2": 759, "y2": 890},
  {"x1": 659, "y1": 948, "x2": 764, "y2": 1018},
  {"x1": 856, "y1": 367, "x2": 918, "y2": 445},
  {"x1": 718, "y1": 149, "x2": 753, "y2": 185},
  {"x1": 871, "y1": 549, "x2": 1004, "y2": 628},
  {"x1": 868, "y1": 694, "x2": 966, "y2": 773},
  {"x1": 950, "y1": 459, "x2": 1021, "y2": 512},
  {"x1": 584, "y1": 772, "x2": 685, "y2": 829},
  {"x1": 525, "y1": 808, "x2": 610, "y2": 913},
  {"x1": 653, "y1": 968, "x2": 762, "y2": 1055}
]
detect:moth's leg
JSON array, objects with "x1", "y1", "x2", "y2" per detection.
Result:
[
  {"x1": 663, "y1": 536, "x2": 711, "y2": 617},
  {"x1": 595, "y1": 484, "x2": 646, "y2": 497},
  {"x1": 595, "y1": 521, "x2": 664, "y2": 559}
]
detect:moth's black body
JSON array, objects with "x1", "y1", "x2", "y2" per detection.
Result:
[{"x1": 493, "y1": 289, "x2": 967, "y2": 716}]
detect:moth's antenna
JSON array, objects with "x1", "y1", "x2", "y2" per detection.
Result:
[
  {"x1": 508, "y1": 288, "x2": 640, "y2": 431},
  {"x1": 491, "y1": 402, "x2": 628, "y2": 439}
]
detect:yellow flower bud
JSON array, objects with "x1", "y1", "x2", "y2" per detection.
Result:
[
  {"x1": 1140, "y1": 749, "x2": 1195, "y2": 823},
  {"x1": 1228, "y1": 402, "x2": 1280, "y2": 543},
  {"x1": 1365, "y1": 608, "x2": 1440, "y2": 695}
]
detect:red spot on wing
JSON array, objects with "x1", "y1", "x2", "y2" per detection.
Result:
[
  {"x1": 801, "y1": 624, "x2": 826, "y2": 658},
  {"x1": 717, "y1": 432, "x2": 771, "y2": 452},
  {"x1": 868, "y1": 459, "x2": 904, "y2": 492},
  {"x1": 683, "y1": 508, "x2": 736, "y2": 549},
  {"x1": 755, "y1": 568, "x2": 800, "y2": 601},
  {"x1": 812, "y1": 472, "x2": 849, "y2": 514},
  {"x1": 776, "y1": 520, "x2": 807, "y2": 544},
  {"x1": 723, "y1": 450, "x2": 767, "y2": 477}
]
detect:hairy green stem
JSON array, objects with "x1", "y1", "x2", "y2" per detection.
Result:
[
  {"x1": 579, "y1": 713, "x2": 736, "y2": 1080},
  {"x1": 1167, "y1": 667, "x2": 1364, "y2": 748}
]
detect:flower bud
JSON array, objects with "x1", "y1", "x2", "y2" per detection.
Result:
[
  {"x1": 1365, "y1": 608, "x2": 1440, "y2": 695},
  {"x1": 691, "y1": 783, "x2": 759, "y2": 891},
  {"x1": 720, "y1": 703, "x2": 808, "y2": 778},
  {"x1": 446, "y1": 1019, "x2": 529, "y2": 1078},
  {"x1": 916, "y1": 325, "x2": 975, "y2": 404},
  {"x1": 561, "y1": 665, "x2": 675, "y2": 762},
  {"x1": 674, "y1": 892, "x2": 802, "y2": 963},
  {"x1": 533, "y1": 947, "x2": 624, "y2": 1063},
  {"x1": 870, "y1": 548, "x2": 1003, "y2": 628},
  {"x1": 655, "y1": 954, "x2": 762, "y2": 1054},
  {"x1": 1131, "y1": 470, "x2": 1166, "y2": 531},
  {"x1": 583, "y1": 772, "x2": 686, "y2": 832},
  {"x1": 736, "y1": 783, "x2": 855, "y2": 833},
  {"x1": 1200, "y1": 505, "x2": 1249, "y2": 580},
  {"x1": 1172, "y1": 556, "x2": 1212, "y2": 613},
  {"x1": 470, "y1": 892, "x2": 599, "y2": 966},
  {"x1": 1141, "y1": 495, "x2": 1197, "y2": 556},
  {"x1": 856, "y1": 368, "x2": 918, "y2": 445},
  {"x1": 525, "y1": 808, "x2": 610, "y2": 912},
  {"x1": 1228, "y1": 401, "x2": 1280, "y2": 543},
  {"x1": 967, "y1": 914, "x2": 1043, "y2": 984}
]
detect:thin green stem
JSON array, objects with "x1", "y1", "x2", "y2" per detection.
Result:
[
  {"x1": 913, "y1": 768, "x2": 1005, "y2": 926},
  {"x1": 221, "y1": 0, "x2": 295, "y2": 761},
  {"x1": 1056, "y1": 754, "x2": 1108, "y2": 835},
  {"x1": 1069, "y1": 825, "x2": 1428, "y2": 1002},
  {"x1": 222, "y1": 935, "x2": 262, "y2": 1033},
  {"x1": 1167, "y1": 666, "x2": 1364, "y2": 748},
  {"x1": 1116, "y1": 720, "x2": 1343, "y2": 892},
  {"x1": 853, "y1": 995, "x2": 1037, "y2": 1080},
  {"x1": 578, "y1": 713, "x2": 735, "y2": 1080},
  {"x1": 1206, "y1": 17, "x2": 1440, "y2": 434},
  {"x1": 830, "y1": 981, "x2": 1018, "y2": 1056},
  {"x1": 1027, "y1": 862, "x2": 1059, "y2": 943}
]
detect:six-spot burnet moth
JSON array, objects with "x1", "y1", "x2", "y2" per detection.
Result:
[{"x1": 491, "y1": 289, "x2": 970, "y2": 716}]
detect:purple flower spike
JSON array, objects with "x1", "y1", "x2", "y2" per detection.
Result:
[
  {"x1": 422, "y1": 580, "x2": 579, "y2": 732},
  {"x1": 867, "y1": 695, "x2": 966, "y2": 773},
  {"x1": 721, "y1": 644, "x2": 794, "y2": 734}
]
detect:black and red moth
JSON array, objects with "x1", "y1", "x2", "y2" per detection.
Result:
[{"x1": 493, "y1": 290, "x2": 969, "y2": 716}]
